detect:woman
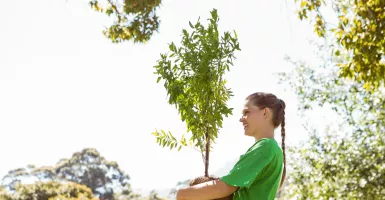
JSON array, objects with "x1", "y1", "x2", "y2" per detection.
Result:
[{"x1": 176, "y1": 92, "x2": 286, "y2": 200}]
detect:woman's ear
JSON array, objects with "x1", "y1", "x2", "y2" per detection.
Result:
[{"x1": 263, "y1": 108, "x2": 270, "y2": 118}]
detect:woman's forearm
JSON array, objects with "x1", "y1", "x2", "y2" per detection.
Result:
[{"x1": 176, "y1": 179, "x2": 238, "y2": 200}]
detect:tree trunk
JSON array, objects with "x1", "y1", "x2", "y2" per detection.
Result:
[{"x1": 204, "y1": 127, "x2": 210, "y2": 177}]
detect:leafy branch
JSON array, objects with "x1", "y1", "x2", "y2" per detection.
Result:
[
  {"x1": 294, "y1": 0, "x2": 385, "y2": 88},
  {"x1": 89, "y1": 0, "x2": 162, "y2": 43}
]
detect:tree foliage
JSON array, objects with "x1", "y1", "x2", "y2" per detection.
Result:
[
  {"x1": 278, "y1": 42, "x2": 385, "y2": 199},
  {"x1": 152, "y1": 9, "x2": 240, "y2": 176},
  {"x1": 145, "y1": 190, "x2": 165, "y2": 200},
  {"x1": 1, "y1": 148, "x2": 134, "y2": 200},
  {"x1": 55, "y1": 148, "x2": 131, "y2": 200},
  {"x1": 89, "y1": 0, "x2": 162, "y2": 43},
  {"x1": 295, "y1": 0, "x2": 385, "y2": 87},
  {"x1": 1, "y1": 165, "x2": 57, "y2": 192},
  {"x1": 112, "y1": 184, "x2": 142, "y2": 200},
  {"x1": 0, "y1": 181, "x2": 98, "y2": 200}
]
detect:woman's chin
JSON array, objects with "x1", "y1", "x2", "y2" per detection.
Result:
[
  {"x1": 244, "y1": 129, "x2": 252, "y2": 136},
  {"x1": 244, "y1": 129, "x2": 257, "y2": 137}
]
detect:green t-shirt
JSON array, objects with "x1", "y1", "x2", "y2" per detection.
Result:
[{"x1": 220, "y1": 138, "x2": 283, "y2": 200}]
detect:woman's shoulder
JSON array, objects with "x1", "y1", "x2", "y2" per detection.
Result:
[
  {"x1": 248, "y1": 138, "x2": 282, "y2": 158},
  {"x1": 252, "y1": 138, "x2": 280, "y2": 149}
]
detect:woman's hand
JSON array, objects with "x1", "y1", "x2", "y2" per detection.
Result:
[{"x1": 176, "y1": 179, "x2": 238, "y2": 200}]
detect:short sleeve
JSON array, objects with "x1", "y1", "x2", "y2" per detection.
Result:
[{"x1": 220, "y1": 139, "x2": 276, "y2": 188}]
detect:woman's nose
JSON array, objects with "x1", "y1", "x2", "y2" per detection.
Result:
[{"x1": 239, "y1": 116, "x2": 244, "y2": 122}]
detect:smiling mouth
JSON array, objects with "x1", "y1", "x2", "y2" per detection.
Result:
[{"x1": 243, "y1": 124, "x2": 248, "y2": 129}]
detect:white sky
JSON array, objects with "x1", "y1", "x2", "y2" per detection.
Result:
[{"x1": 0, "y1": 0, "x2": 324, "y2": 191}]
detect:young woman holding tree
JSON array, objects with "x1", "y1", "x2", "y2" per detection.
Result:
[{"x1": 176, "y1": 92, "x2": 286, "y2": 200}]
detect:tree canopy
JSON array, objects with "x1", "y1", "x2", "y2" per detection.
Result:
[
  {"x1": 89, "y1": 0, "x2": 162, "y2": 43},
  {"x1": 1, "y1": 148, "x2": 135, "y2": 200},
  {"x1": 295, "y1": 0, "x2": 385, "y2": 88},
  {"x1": 0, "y1": 181, "x2": 98, "y2": 200}
]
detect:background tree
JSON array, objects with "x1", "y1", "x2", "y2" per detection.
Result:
[
  {"x1": 88, "y1": 0, "x2": 162, "y2": 43},
  {"x1": 55, "y1": 148, "x2": 131, "y2": 200},
  {"x1": 1, "y1": 167, "x2": 30, "y2": 191},
  {"x1": 0, "y1": 186, "x2": 9, "y2": 200},
  {"x1": 145, "y1": 190, "x2": 165, "y2": 200},
  {"x1": 0, "y1": 165, "x2": 57, "y2": 191},
  {"x1": 152, "y1": 8, "x2": 240, "y2": 178},
  {"x1": 1, "y1": 148, "x2": 135, "y2": 200},
  {"x1": 0, "y1": 181, "x2": 98, "y2": 200},
  {"x1": 113, "y1": 184, "x2": 142, "y2": 200},
  {"x1": 294, "y1": 0, "x2": 385, "y2": 87},
  {"x1": 277, "y1": 42, "x2": 385, "y2": 199}
]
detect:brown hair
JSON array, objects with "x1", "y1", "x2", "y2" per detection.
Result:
[{"x1": 246, "y1": 92, "x2": 286, "y2": 189}]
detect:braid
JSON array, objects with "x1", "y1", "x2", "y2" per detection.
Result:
[{"x1": 279, "y1": 109, "x2": 286, "y2": 189}]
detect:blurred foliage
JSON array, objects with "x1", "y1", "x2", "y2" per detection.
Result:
[
  {"x1": 55, "y1": 148, "x2": 131, "y2": 199},
  {"x1": 113, "y1": 184, "x2": 143, "y2": 200},
  {"x1": 89, "y1": 0, "x2": 161, "y2": 43},
  {"x1": 1, "y1": 148, "x2": 137, "y2": 200},
  {"x1": 294, "y1": 0, "x2": 385, "y2": 88},
  {"x1": 145, "y1": 190, "x2": 166, "y2": 200},
  {"x1": 277, "y1": 42, "x2": 385, "y2": 199},
  {"x1": 0, "y1": 181, "x2": 98, "y2": 200},
  {"x1": 152, "y1": 9, "x2": 240, "y2": 176}
]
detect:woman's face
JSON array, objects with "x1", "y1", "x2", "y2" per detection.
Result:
[{"x1": 239, "y1": 100, "x2": 267, "y2": 137}]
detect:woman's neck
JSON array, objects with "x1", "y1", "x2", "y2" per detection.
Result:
[{"x1": 253, "y1": 127, "x2": 275, "y2": 141}]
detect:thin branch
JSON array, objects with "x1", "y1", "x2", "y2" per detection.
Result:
[{"x1": 107, "y1": 0, "x2": 123, "y2": 21}]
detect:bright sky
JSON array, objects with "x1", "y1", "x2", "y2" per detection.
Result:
[{"x1": 1, "y1": 0, "x2": 323, "y2": 192}]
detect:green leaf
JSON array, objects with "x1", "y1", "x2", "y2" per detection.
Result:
[{"x1": 233, "y1": 30, "x2": 238, "y2": 39}]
